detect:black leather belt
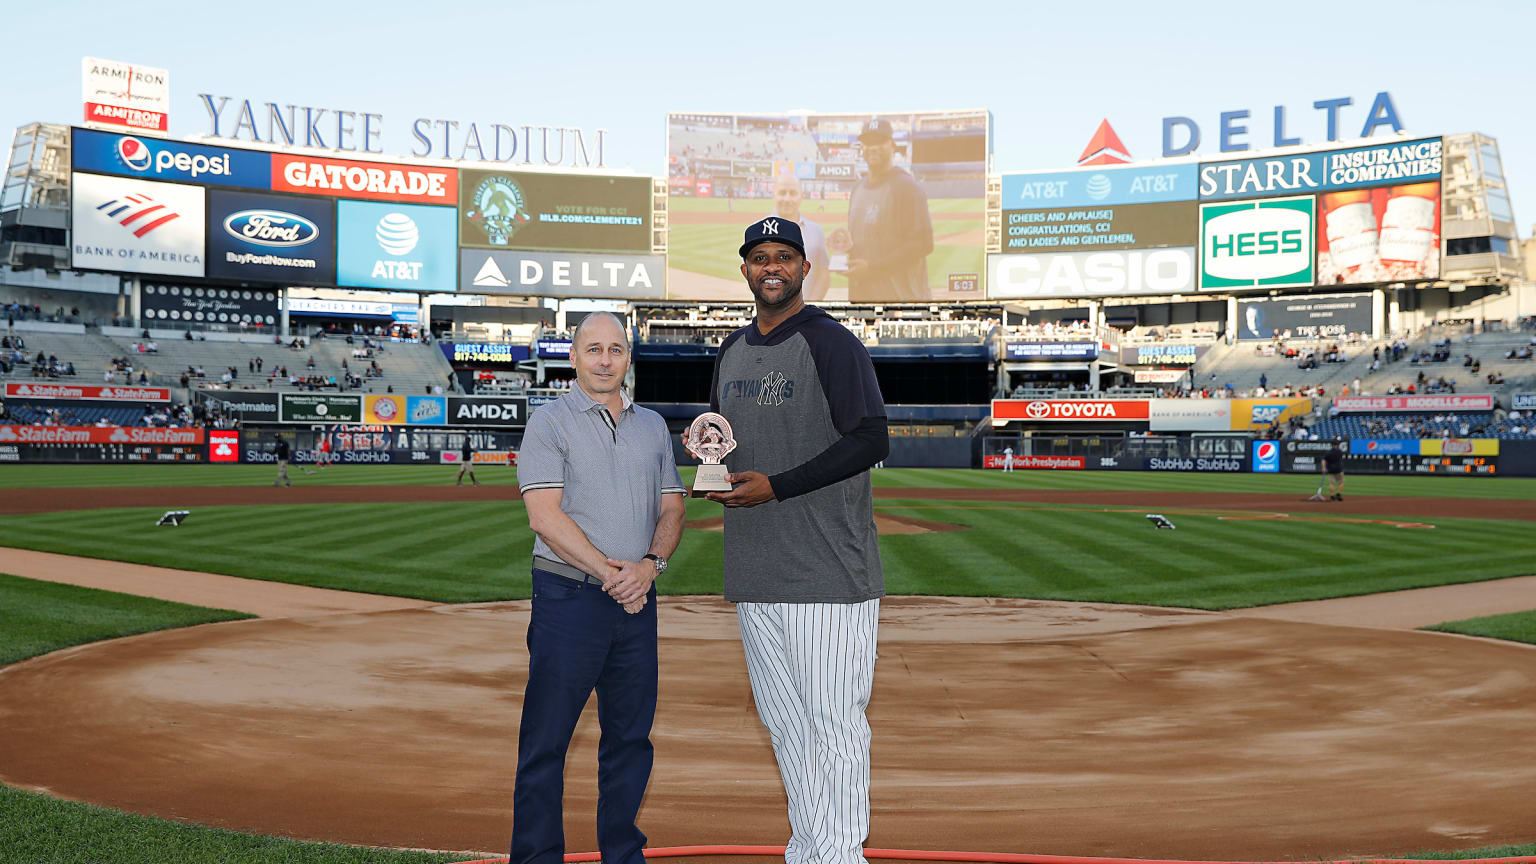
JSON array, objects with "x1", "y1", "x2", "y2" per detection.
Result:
[{"x1": 533, "y1": 555, "x2": 605, "y2": 586}]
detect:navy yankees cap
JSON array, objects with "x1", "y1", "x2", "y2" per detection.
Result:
[
  {"x1": 738, "y1": 216, "x2": 805, "y2": 259},
  {"x1": 858, "y1": 118, "x2": 894, "y2": 143}
]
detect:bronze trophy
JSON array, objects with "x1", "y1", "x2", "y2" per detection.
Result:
[{"x1": 684, "y1": 412, "x2": 736, "y2": 497}]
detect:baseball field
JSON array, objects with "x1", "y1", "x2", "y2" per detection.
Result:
[{"x1": 3, "y1": 464, "x2": 1536, "y2": 864}]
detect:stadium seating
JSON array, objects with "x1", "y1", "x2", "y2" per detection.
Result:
[
  {"x1": 1190, "y1": 336, "x2": 1389, "y2": 397},
  {"x1": 1310, "y1": 411, "x2": 1536, "y2": 440}
]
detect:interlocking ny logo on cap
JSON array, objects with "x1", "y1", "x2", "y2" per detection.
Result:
[{"x1": 762, "y1": 219, "x2": 779, "y2": 235}]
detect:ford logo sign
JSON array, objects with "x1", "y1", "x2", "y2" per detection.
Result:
[{"x1": 223, "y1": 210, "x2": 318, "y2": 248}]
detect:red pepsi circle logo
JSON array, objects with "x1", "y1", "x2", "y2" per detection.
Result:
[
  {"x1": 117, "y1": 137, "x2": 151, "y2": 171},
  {"x1": 1255, "y1": 441, "x2": 1278, "y2": 465}
]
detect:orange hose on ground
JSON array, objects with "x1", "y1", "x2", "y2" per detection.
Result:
[{"x1": 451, "y1": 846, "x2": 1536, "y2": 864}]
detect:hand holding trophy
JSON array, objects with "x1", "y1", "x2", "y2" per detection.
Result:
[{"x1": 684, "y1": 412, "x2": 736, "y2": 498}]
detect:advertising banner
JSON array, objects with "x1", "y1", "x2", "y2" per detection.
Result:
[
  {"x1": 1001, "y1": 201, "x2": 1197, "y2": 254},
  {"x1": 204, "y1": 392, "x2": 279, "y2": 421},
  {"x1": 1514, "y1": 393, "x2": 1536, "y2": 411},
  {"x1": 73, "y1": 127, "x2": 269, "y2": 189},
  {"x1": 363, "y1": 395, "x2": 448, "y2": 426},
  {"x1": 285, "y1": 298, "x2": 394, "y2": 317},
  {"x1": 1198, "y1": 137, "x2": 1443, "y2": 201},
  {"x1": 1422, "y1": 438, "x2": 1499, "y2": 456},
  {"x1": 992, "y1": 399, "x2": 1151, "y2": 422},
  {"x1": 982, "y1": 454, "x2": 1085, "y2": 470},
  {"x1": 82, "y1": 57, "x2": 169, "y2": 132},
  {"x1": 208, "y1": 429, "x2": 240, "y2": 463},
  {"x1": 462, "y1": 249, "x2": 664, "y2": 299},
  {"x1": 448, "y1": 343, "x2": 529, "y2": 364},
  {"x1": 1001, "y1": 163, "x2": 1197, "y2": 209},
  {"x1": 1236, "y1": 295, "x2": 1370, "y2": 341},
  {"x1": 337, "y1": 200, "x2": 457, "y2": 293},
  {"x1": 71, "y1": 173, "x2": 205, "y2": 277},
  {"x1": 988, "y1": 247, "x2": 1195, "y2": 299},
  {"x1": 1198, "y1": 196, "x2": 1315, "y2": 290},
  {"x1": 207, "y1": 190, "x2": 336, "y2": 284},
  {"x1": 278, "y1": 393, "x2": 362, "y2": 423},
  {"x1": 1134, "y1": 369, "x2": 1189, "y2": 384},
  {"x1": 1141, "y1": 455, "x2": 1246, "y2": 472},
  {"x1": 1003, "y1": 341, "x2": 1099, "y2": 360},
  {"x1": 666, "y1": 109, "x2": 989, "y2": 303},
  {"x1": 536, "y1": 338, "x2": 572, "y2": 358},
  {"x1": 141, "y1": 283, "x2": 280, "y2": 328},
  {"x1": 1317, "y1": 182, "x2": 1440, "y2": 284},
  {"x1": 271, "y1": 153, "x2": 457, "y2": 205},
  {"x1": 1229, "y1": 397, "x2": 1312, "y2": 430},
  {"x1": 447, "y1": 396, "x2": 529, "y2": 426},
  {"x1": 1330, "y1": 394, "x2": 1495, "y2": 412},
  {"x1": 1148, "y1": 399, "x2": 1232, "y2": 432},
  {"x1": 459, "y1": 169, "x2": 651, "y2": 253},
  {"x1": 5, "y1": 382, "x2": 170, "y2": 402},
  {"x1": 0, "y1": 425, "x2": 202, "y2": 444},
  {"x1": 1251, "y1": 440, "x2": 1281, "y2": 473},
  {"x1": 1124, "y1": 343, "x2": 1205, "y2": 365},
  {"x1": 1351, "y1": 438, "x2": 1420, "y2": 455}
]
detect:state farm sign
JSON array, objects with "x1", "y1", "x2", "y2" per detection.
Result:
[
  {"x1": 0, "y1": 425, "x2": 204, "y2": 444},
  {"x1": 992, "y1": 399, "x2": 1151, "y2": 421},
  {"x1": 4, "y1": 383, "x2": 171, "y2": 402}
]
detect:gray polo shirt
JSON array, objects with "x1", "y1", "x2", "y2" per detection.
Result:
[{"x1": 516, "y1": 384, "x2": 684, "y2": 571}]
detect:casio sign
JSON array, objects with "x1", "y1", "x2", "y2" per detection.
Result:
[
  {"x1": 455, "y1": 402, "x2": 521, "y2": 421},
  {"x1": 224, "y1": 210, "x2": 319, "y2": 247}
]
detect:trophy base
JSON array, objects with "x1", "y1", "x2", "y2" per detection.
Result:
[
  {"x1": 692, "y1": 464, "x2": 732, "y2": 498},
  {"x1": 828, "y1": 253, "x2": 849, "y2": 273}
]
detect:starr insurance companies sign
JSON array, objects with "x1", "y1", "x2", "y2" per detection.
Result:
[{"x1": 82, "y1": 57, "x2": 170, "y2": 133}]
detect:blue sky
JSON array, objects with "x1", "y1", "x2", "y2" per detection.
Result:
[{"x1": 9, "y1": 0, "x2": 1533, "y2": 235}]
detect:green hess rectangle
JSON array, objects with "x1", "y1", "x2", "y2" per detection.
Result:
[{"x1": 1198, "y1": 195, "x2": 1316, "y2": 290}]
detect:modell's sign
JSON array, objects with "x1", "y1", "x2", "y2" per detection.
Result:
[
  {"x1": 272, "y1": 154, "x2": 457, "y2": 205},
  {"x1": 1332, "y1": 394, "x2": 1495, "y2": 412},
  {"x1": 4, "y1": 383, "x2": 171, "y2": 402},
  {"x1": 992, "y1": 399, "x2": 1151, "y2": 421},
  {"x1": 0, "y1": 425, "x2": 203, "y2": 444}
]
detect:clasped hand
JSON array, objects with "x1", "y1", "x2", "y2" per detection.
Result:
[{"x1": 603, "y1": 557, "x2": 655, "y2": 614}]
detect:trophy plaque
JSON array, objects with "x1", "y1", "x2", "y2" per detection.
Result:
[{"x1": 684, "y1": 412, "x2": 736, "y2": 497}]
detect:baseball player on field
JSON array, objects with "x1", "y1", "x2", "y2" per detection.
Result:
[{"x1": 706, "y1": 216, "x2": 889, "y2": 864}]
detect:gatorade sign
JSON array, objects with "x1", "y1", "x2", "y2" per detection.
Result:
[{"x1": 1199, "y1": 196, "x2": 1315, "y2": 290}]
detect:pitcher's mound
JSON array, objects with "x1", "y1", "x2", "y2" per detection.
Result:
[{"x1": 687, "y1": 512, "x2": 966, "y2": 535}]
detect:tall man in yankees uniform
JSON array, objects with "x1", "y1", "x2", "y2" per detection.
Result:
[
  {"x1": 706, "y1": 216, "x2": 889, "y2": 864},
  {"x1": 847, "y1": 118, "x2": 933, "y2": 303}
]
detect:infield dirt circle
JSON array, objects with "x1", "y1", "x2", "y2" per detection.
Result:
[{"x1": 2, "y1": 485, "x2": 1535, "y2": 859}]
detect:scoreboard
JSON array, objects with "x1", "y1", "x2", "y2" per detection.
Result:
[
  {"x1": 1282, "y1": 438, "x2": 1504, "y2": 476},
  {"x1": 1346, "y1": 453, "x2": 1499, "y2": 475},
  {"x1": 0, "y1": 442, "x2": 205, "y2": 463}
]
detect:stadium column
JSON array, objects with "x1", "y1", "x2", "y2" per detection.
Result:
[
  {"x1": 1371, "y1": 289, "x2": 1385, "y2": 340},
  {"x1": 280, "y1": 287, "x2": 290, "y2": 337},
  {"x1": 1226, "y1": 296, "x2": 1238, "y2": 344},
  {"x1": 1388, "y1": 290, "x2": 1401, "y2": 335},
  {"x1": 129, "y1": 276, "x2": 141, "y2": 328}
]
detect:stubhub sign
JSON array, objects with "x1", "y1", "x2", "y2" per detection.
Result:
[{"x1": 72, "y1": 127, "x2": 270, "y2": 188}]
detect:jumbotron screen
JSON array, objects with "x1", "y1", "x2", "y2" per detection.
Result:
[{"x1": 665, "y1": 109, "x2": 990, "y2": 303}]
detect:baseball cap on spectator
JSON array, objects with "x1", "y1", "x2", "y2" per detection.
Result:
[
  {"x1": 858, "y1": 119, "x2": 894, "y2": 143},
  {"x1": 739, "y1": 216, "x2": 806, "y2": 259}
]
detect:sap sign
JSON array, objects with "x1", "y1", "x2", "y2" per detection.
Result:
[
  {"x1": 1163, "y1": 92, "x2": 1404, "y2": 156},
  {"x1": 337, "y1": 200, "x2": 457, "y2": 293},
  {"x1": 989, "y1": 247, "x2": 1195, "y2": 299},
  {"x1": 72, "y1": 127, "x2": 270, "y2": 188}
]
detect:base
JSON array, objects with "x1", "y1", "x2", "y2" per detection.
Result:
[{"x1": 691, "y1": 464, "x2": 732, "y2": 498}]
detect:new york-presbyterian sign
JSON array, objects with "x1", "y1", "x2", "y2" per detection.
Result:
[{"x1": 197, "y1": 94, "x2": 608, "y2": 168}]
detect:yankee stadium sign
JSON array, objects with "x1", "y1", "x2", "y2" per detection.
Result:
[{"x1": 197, "y1": 94, "x2": 608, "y2": 167}]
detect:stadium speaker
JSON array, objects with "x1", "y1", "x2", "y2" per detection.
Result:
[
  {"x1": 156, "y1": 510, "x2": 190, "y2": 527},
  {"x1": 1145, "y1": 514, "x2": 1176, "y2": 530}
]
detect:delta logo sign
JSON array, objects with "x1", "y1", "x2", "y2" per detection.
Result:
[{"x1": 1073, "y1": 92, "x2": 1406, "y2": 161}]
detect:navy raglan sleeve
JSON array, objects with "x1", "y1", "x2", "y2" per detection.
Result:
[
  {"x1": 709, "y1": 328, "x2": 747, "y2": 414},
  {"x1": 767, "y1": 320, "x2": 889, "y2": 501}
]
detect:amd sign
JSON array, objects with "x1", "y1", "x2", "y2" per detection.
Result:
[{"x1": 448, "y1": 396, "x2": 528, "y2": 427}]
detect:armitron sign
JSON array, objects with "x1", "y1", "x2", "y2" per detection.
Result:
[{"x1": 992, "y1": 399, "x2": 1151, "y2": 421}]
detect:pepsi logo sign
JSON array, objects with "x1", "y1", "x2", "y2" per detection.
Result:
[
  {"x1": 117, "y1": 136, "x2": 151, "y2": 171},
  {"x1": 1253, "y1": 440, "x2": 1280, "y2": 472},
  {"x1": 223, "y1": 210, "x2": 318, "y2": 248}
]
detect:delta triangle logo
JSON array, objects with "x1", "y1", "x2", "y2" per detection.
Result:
[
  {"x1": 1077, "y1": 119, "x2": 1131, "y2": 166},
  {"x1": 473, "y1": 255, "x2": 510, "y2": 288}
]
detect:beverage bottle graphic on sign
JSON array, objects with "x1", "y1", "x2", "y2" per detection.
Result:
[
  {"x1": 1377, "y1": 182, "x2": 1439, "y2": 279},
  {"x1": 1320, "y1": 190, "x2": 1378, "y2": 283}
]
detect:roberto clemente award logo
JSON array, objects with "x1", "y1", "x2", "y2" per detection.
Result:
[{"x1": 466, "y1": 175, "x2": 531, "y2": 245}]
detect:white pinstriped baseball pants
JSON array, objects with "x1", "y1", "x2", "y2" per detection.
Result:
[{"x1": 736, "y1": 599, "x2": 880, "y2": 864}]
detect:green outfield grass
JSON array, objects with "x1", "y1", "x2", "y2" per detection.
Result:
[
  {"x1": 0, "y1": 573, "x2": 251, "y2": 666},
  {"x1": 1427, "y1": 609, "x2": 1536, "y2": 645},
  {"x1": 4, "y1": 463, "x2": 1536, "y2": 500},
  {"x1": 0, "y1": 495, "x2": 1530, "y2": 609}
]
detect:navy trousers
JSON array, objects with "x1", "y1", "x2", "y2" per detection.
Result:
[{"x1": 510, "y1": 569, "x2": 658, "y2": 864}]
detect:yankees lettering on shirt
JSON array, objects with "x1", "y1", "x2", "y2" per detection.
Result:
[{"x1": 720, "y1": 372, "x2": 795, "y2": 405}]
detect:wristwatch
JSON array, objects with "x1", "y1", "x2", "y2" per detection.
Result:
[{"x1": 642, "y1": 553, "x2": 668, "y2": 575}]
